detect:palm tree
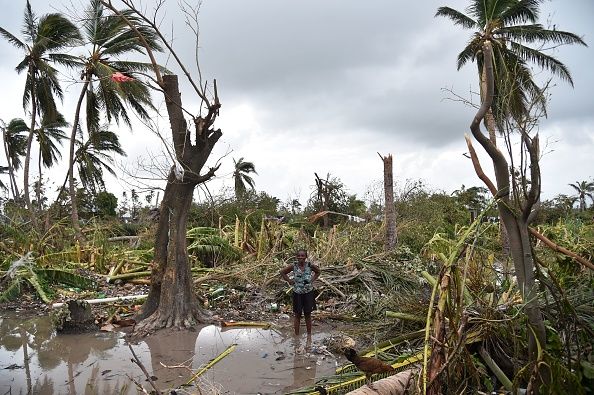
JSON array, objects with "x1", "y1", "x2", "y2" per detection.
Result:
[
  {"x1": 436, "y1": 2, "x2": 587, "y2": 389},
  {"x1": 233, "y1": 157, "x2": 257, "y2": 199},
  {"x1": 569, "y1": 180, "x2": 594, "y2": 211},
  {"x1": 1, "y1": 119, "x2": 28, "y2": 199},
  {"x1": 436, "y1": 0, "x2": 587, "y2": 139},
  {"x1": 0, "y1": 1, "x2": 81, "y2": 226},
  {"x1": 52, "y1": 127, "x2": 125, "y2": 211},
  {"x1": 75, "y1": 128, "x2": 126, "y2": 195},
  {"x1": 35, "y1": 113, "x2": 68, "y2": 210},
  {"x1": 66, "y1": 0, "x2": 161, "y2": 239}
]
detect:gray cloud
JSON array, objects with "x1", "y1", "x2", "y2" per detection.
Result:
[{"x1": 0, "y1": 0, "x2": 592, "y2": 201}]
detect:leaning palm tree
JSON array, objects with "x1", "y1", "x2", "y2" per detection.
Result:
[
  {"x1": 75, "y1": 128, "x2": 126, "y2": 196},
  {"x1": 76, "y1": 129, "x2": 126, "y2": 195},
  {"x1": 569, "y1": 180, "x2": 594, "y2": 211},
  {"x1": 52, "y1": 127, "x2": 126, "y2": 211},
  {"x1": 1, "y1": 118, "x2": 28, "y2": 200},
  {"x1": 436, "y1": 0, "x2": 587, "y2": 140},
  {"x1": 65, "y1": 0, "x2": 161, "y2": 239},
  {"x1": 34, "y1": 113, "x2": 68, "y2": 210},
  {"x1": 233, "y1": 157, "x2": 257, "y2": 199},
  {"x1": 0, "y1": 1, "x2": 81, "y2": 227}
]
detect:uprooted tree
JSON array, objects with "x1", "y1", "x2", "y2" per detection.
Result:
[{"x1": 100, "y1": 0, "x2": 221, "y2": 334}]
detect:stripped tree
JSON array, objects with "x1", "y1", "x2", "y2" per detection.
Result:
[
  {"x1": 100, "y1": 0, "x2": 221, "y2": 334},
  {"x1": 378, "y1": 153, "x2": 396, "y2": 250}
]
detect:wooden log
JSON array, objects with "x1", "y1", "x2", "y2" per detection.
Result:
[
  {"x1": 346, "y1": 369, "x2": 416, "y2": 395},
  {"x1": 52, "y1": 294, "x2": 148, "y2": 308}
]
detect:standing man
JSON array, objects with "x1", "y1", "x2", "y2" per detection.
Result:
[{"x1": 280, "y1": 249, "x2": 320, "y2": 336}]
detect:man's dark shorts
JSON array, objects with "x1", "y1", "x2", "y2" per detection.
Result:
[{"x1": 293, "y1": 290, "x2": 316, "y2": 315}]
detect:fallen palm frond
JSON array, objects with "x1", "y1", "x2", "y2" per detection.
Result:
[
  {"x1": 220, "y1": 321, "x2": 271, "y2": 328},
  {"x1": 37, "y1": 268, "x2": 96, "y2": 289},
  {"x1": 185, "y1": 343, "x2": 237, "y2": 385}
]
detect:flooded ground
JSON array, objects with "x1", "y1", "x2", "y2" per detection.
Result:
[{"x1": 0, "y1": 311, "x2": 343, "y2": 394}]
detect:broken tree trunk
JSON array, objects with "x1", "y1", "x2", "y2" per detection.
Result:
[
  {"x1": 379, "y1": 153, "x2": 396, "y2": 250},
  {"x1": 133, "y1": 74, "x2": 221, "y2": 335}
]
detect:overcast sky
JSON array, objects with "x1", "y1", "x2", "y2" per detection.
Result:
[{"x1": 0, "y1": 0, "x2": 592, "y2": 207}]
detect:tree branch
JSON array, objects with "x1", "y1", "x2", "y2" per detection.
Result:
[{"x1": 465, "y1": 134, "x2": 593, "y2": 272}]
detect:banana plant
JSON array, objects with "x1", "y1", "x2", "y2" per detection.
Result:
[{"x1": 0, "y1": 252, "x2": 96, "y2": 303}]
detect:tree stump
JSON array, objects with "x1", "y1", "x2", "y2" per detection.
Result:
[{"x1": 52, "y1": 300, "x2": 97, "y2": 333}]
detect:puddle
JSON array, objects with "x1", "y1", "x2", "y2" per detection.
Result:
[{"x1": 0, "y1": 311, "x2": 340, "y2": 394}]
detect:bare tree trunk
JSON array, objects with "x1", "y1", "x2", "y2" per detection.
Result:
[
  {"x1": 135, "y1": 173, "x2": 208, "y2": 331},
  {"x1": 481, "y1": 57, "x2": 512, "y2": 258},
  {"x1": 23, "y1": 72, "x2": 38, "y2": 230},
  {"x1": 315, "y1": 173, "x2": 331, "y2": 228},
  {"x1": 379, "y1": 153, "x2": 396, "y2": 250},
  {"x1": 97, "y1": 2, "x2": 222, "y2": 336},
  {"x1": 480, "y1": 65, "x2": 498, "y2": 145},
  {"x1": 134, "y1": 74, "x2": 221, "y2": 335}
]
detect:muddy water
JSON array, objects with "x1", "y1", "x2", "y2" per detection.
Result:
[{"x1": 0, "y1": 311, "x2": 340, "y2": 394}]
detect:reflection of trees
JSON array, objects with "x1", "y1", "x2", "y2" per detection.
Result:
[
  {"x1": 31, "y1": 375, "x2": 54, "y2": 394},
  {"x1": 0, "y1": 314, "x2": 50, "y2": 393},
  {"x1": 0, "y1": 313, "x2": 119, "y2": 394},
  {"x1": 82, "y1": 364, "x2": 131, "y2": 395},
  {"x1": 46, "y1": 331, "x2": 118, "y2": 395},
  {"x1": 142, "y1": 328, "x2": 201, "y2": 390},
  {"x1": 20, "y1": 326, "x2": 32, "y2": 394},
  {"x1": 47, "y1": 332, "x2": 118, "y2": 365}
]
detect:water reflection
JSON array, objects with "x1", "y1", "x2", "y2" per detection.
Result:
[
  {"x1": 282, "y1": 336, "x2": 318, "y2": 393},
  {"x1": 0, "y1": 312, "x2": 337, "y2": 394},
  {"x1": 143, "y1": 327, "x2": 200, "y2": 386},
  {"x1": 1, "y1": 312, "x2": 132, "y2": 395}
]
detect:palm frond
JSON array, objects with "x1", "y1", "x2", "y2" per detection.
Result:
[
  {"x1": 510, "y1": 42, "x2": 574, "y2": 85},
  {"x1": 457, "y1": 35, "x2": 481, "y2": 70},
  {"x1": 25, "y1": 273, "x2": 51, "y2": 303},
  {"x1": 435, "y1": 6, "x2": 477, "y2": 29},
  {"x1": 75, "y1": 128, "x2": 125, "y2": 191},
  {"x1": 499, "y1": 0, "x2": 540, "y2": 26},
  {"x1": 15, "y1": 58, "x2": 29, "y2": 74},
  {"x1": 37, "y1": 113, "x2": 68, "y2": 167},
  {"x1": 22, "y1": 0, "x2": 38, "y2": 43},
  {"x1": 36, "y1": 268, "x2": 96, "y2": 289},
  {"x1": 47, "y1": 53, "x2": 83, "y2": 69},
  {"x1": 85, "y1": 84, "x2": 101, "y2": 133},
  {"x1": 35, "y1": 13, "x2": 81, "y2": 51},
  {"x1": 498, "y1": 24, "x2": 587, "y2": 47},
  {"x1": 110, "y1": 60, "x2": 159, "y2": 73},
  {"x1": 0, "y1": 27, "x2": 27, "y2": 51}
]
